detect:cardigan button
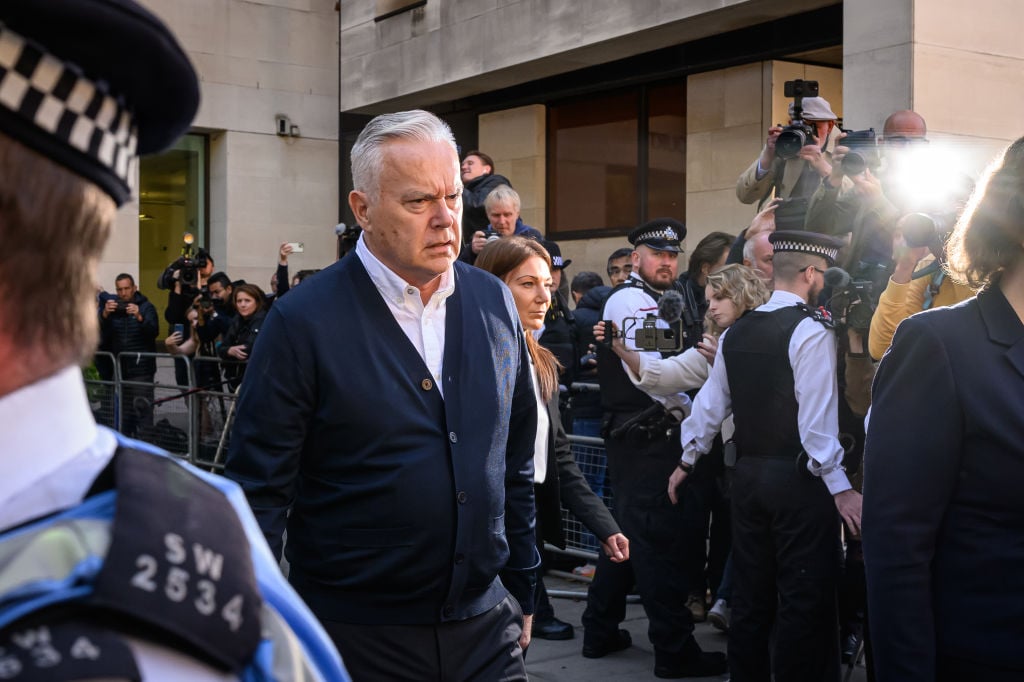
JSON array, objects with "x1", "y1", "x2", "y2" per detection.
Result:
[
  {"x1": 449, "y1": 431, "x2": 458, "y2": 444},
  {"x1": 421, "y1": 378, "x2": 433, "y2": 391},
  {"x1": 454, "y1": 553, "x2": 465, "y2": 565},
  {"x1": 457, "y1": 491, "x2": 467, "y2": 504}
]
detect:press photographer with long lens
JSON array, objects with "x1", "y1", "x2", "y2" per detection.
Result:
[
  {"x1": 736, "y1": 80, "x2": 845, "y2": 206},
  {"x1": 582, "y1": 218, "x2": 727, "y2": 679},
  {"x1": 157, "y1": 232, "x2": 214, "y2": 385}
]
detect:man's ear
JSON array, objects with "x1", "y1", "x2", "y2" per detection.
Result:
[{"x1": 349, "y1": 190, "x2": 370, "y2": 228}]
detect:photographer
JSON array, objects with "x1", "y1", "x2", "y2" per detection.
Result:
[
  {"x1": 157, "y1": 243, "x2": 214, "y2": 386},
  {"x1": 459, "y1": 150, "x2": 511, "y2": 236},
  {"x1": 736, "y1": 94, "x2": 845, "y2": 205},
  {"x1": 98, "y1": 274, "x2": 158, "y2": 437},
  {"x1": 867, "y1": 213, "x2": 974, "y2": 360},
  {"x1": 460, "y1": 185, "x2": 543, "y2": 265},
  {"x1": 582, "y1": 219, "x2": 727, "y2": 678}
]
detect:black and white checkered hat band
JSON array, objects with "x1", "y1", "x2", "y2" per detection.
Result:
[
  {"x1": 0, "y1": 22, "x2": 138, "y2": 189},
  {"x1": 636, "y1": 227, "x2": 680, "y2": 243},
  {"x1": 772, "y1": 239, "x2": 839, "y2": 262}
]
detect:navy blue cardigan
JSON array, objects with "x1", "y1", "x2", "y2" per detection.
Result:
[{"x1": 225, "y1": 255, "x2": 539, "y2": 625}]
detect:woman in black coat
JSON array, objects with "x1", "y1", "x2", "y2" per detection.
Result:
[
  {"x1": 218, "y1": 283, "x2": 267, "y2": 390},
  {"x1": 864, "y1": 136, "x2": 1024, "y2": 682},
  {"x1": 476, "y1": 237, "x2": 629, "y2": 643}
]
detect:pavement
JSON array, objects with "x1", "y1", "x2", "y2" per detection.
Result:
[{"x1": 525, "y1": 574, "x2": 868, "y2": 682}]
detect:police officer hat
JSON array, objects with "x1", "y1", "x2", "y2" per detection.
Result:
[
  {"x1": 543, "y1": 240, "x2": 572, "y2": 270},
  {"x1": 768, "y1": 230, "x2": 844, "y2": 266},
  {"x1": 0, "y1": 0, "x2": 200, "y2": 205},
  {"x1": 628, "y1": 218, "x2": 686, "y2": 253}
]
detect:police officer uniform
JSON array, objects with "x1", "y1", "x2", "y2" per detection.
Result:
[
  {"x1": 678, "y1": 230, "x2": 850, "y2": 682},
  {"x1": 582, "y1": 219, "x2": 726, "y2": 678},
  {"x1": 0, "y1": 3, "x2": 348, "y2": 679}
]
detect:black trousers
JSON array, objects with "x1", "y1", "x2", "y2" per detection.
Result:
[
  {"x1": 728, "y1": 457, "x2": 841, "y2": 682},
  {"x1": 320, "y1": 595, "x2": 526, "y2": 682},
  {"x1": 583, "y1": 431, "x2": 702, "y2": 665}
]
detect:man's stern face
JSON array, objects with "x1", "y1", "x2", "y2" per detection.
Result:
[
  {"x1": 115, "y1": 279, "x2": 137, "y2": 302},
  {"x1": 633, "y1": 245, "x2": 678, "y2": 290},
  {"x1": 351, "y1": 139, "x2": 463, "y2": 289}
]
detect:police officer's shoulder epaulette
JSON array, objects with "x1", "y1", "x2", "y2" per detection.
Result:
[
  {"x1": 87, "y1": 446, "x2": 263, "y2": 672},
  {"x1": 796, "y1": 303, "x2": 835, "y2": 329}
]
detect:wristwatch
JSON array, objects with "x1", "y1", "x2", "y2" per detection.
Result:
[{"x1": 676, "y1": 460, "x2": 694, "y2": 474}]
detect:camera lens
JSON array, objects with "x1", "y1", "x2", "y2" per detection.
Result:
[
  {"x1": 842, "y1": 152, "x2": 867, "y2": 176},
  {"x1": 776, "y1": 129, "x2": 806, "y2": 160},
  {"x1": 901, "y1": 213, "x2": 938, "y2": 249}
]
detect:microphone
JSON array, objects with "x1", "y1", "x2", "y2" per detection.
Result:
[
  {"x1": 657, "y1": 289, "x2": 684, "y2": 324},
  {"x1": 824, "y1": 267, "x2": 851, "y2": 290},
  {"x1": 334, "y1": 222, "x2": 348, "y2": 236}
]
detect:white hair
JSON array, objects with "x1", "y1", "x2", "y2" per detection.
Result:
[
  {"x1": 484, "y1": 184, "x2": 520, "y2": 213},
  {"x1": 350, "y1": 110, "x2": 458, "y2": 199}
]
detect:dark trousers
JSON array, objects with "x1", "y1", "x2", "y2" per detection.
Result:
[
  {"x1": 583, "y1": 432, "x2": 700, "y2": 664},
  {"x1": 728, "y1": 457, "x2": 841, "y2": 682},
  {"x1": 320, "y1": 595, "x2": 526, "y2": 682}
]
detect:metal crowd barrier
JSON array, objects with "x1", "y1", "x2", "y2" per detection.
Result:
[{"x1": 84, "y1": 351, "x2": 243, "y2": 471}]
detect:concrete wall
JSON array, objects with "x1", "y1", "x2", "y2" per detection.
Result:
[
  {"x1": 99, "y1": 0, "x2": 340, "y2": 295},
  {"x1": 340, "y1": 0, "x2": 836, "y2": 113}
]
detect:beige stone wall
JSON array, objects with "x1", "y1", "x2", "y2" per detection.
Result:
[
  {"x1": 99, "y1": 0, "x2": 340, "y2": 294},
  {"x1": 478, "y1": 105, "x2": 547, "y2": 233},
  {"x1": 341, "y1": 0, "x2": 837, "y2": 113}
]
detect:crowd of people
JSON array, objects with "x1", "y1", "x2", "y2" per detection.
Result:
[{"x1": 4, "y1": 5, "x2": 1024, "y2": 679}]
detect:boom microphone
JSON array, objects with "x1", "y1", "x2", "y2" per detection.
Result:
[
  {"x1": 657, "y1": 289, "x2": 685, "y2": 324},
  {"x1": 824, "y1": 267, "x2": 851, "y2": 290}
]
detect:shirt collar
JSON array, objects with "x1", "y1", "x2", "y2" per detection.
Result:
[
  {"x1": 769, "y1": 289, "x2": 806, "y2": 306},
  {"x1": 356, "y1": 233, "x2": 455, "y2": 306},
  {"x1": 0, "y1": 365, "x2": 98, "y2": 504}
]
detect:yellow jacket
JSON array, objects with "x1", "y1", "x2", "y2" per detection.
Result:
[{"x1": 868, "y1": 259, "x2": 974, "y2": 360}]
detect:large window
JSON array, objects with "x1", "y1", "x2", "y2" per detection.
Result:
[{"x1": 547, "y1": 83, "x2": 685, "y2": 239}]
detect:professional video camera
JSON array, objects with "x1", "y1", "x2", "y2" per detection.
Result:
[
  {"x1": 775, "y1": 79, "x2": 820, "y2": 160},
  {"x1": 825, "y1": 267, "x2": 876, "y2": 332},
  {"x1": 177, "y1": 232, "x2": 208, "y2": 287},
  {"x1": 604, "y1": 289, "x2": 693, "y2": 353},
  {"x1": 840, "y1": 128, "x2": 879, "y2": 176}
]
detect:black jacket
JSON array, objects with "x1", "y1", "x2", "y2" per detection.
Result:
[
  {"x1": 98, "y1": 291, "x2": 159, "y2": 378},
  {"x1": 534, "y1": 389, "x2": 619, "y2": 548},
  {"x1": 569, "y1": 286, "x2": 611, "y2": 419},
  {"x1": 218, "y1": 309, "x2": 267, "y2": 390}
]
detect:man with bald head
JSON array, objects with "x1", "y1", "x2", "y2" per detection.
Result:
[{"x1": 882, "y1": 109, "x2": 928, "y2": 144}]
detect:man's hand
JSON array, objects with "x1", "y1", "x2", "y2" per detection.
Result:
[
  {"x1": 890, "y1": 225, "x2": 932, "y2": 284},
  {"x1": 125, "y1": 303, "x2": 140, "y2": 320},
  {"x1": 601, "y1": 533, "x2": 630, "y2": 562},
  {"x1": 834, "y1": 489, "x2": 863, "y2": 538},
  {"x1": 747, "y1": 198, "x2": 781, "y2": 239},
  {"x1": 851, "y1": 169, "x2": 883, "y2": 201},
  {"x1": 279, "y1": 242, "x2": 293, "y2": 265},
  {"x1": 471, "y1": 231, "x2": 488, "y2": 255},
  {"x1": 519, "y1": 614, "x2": 533, "y2": 650},
  {"x1": 102, "y1": 299, "x2": 118, "y2": 319},
  {"x1": 667, "y1": 465, "x2": 689, "y2": 505},
  {"x1": 758, "y1": 126, "x2": 784, "y2": 168},
  {"x1": 826, "y1": 132, "x2": 849, "y2": 186},
  {"x1": 227, "y1": 345, "x2": 249, "y2": 361},
  {"x1": 797, "y1": 136, "x2": 832, "y2": 177}
]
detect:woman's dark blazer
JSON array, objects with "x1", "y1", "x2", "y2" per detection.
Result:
[
  {"x1": 864, "y1": 285, "x2": 1024, "y2": 680},
  {"x1": 535, "y1": 390, "x2": 620, "y2": 549}
]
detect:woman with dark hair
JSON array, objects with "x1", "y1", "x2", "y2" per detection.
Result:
[
  {"x1": 864, "y1": 136, "x2": 1024, "y2": 682},
  {"x1": 218, "y1": 282, "x2": 267, "y2": 389},
  {"x1": 475, "y1": 237, "x2": 630, "y2": 643}
]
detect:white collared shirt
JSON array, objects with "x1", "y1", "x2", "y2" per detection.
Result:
[
  {"x1": 356, "y1": 234, "x2": 455, "y2": 398},
  {"x1": 0, "y1": 365, "x2": 117, "y2": 529},
  {"x1": 527, "y1": 353, "x2": 549, "y2": 484},
  {"x1": 679, "y1": 289, "x2": 851, "y2": 495}
]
